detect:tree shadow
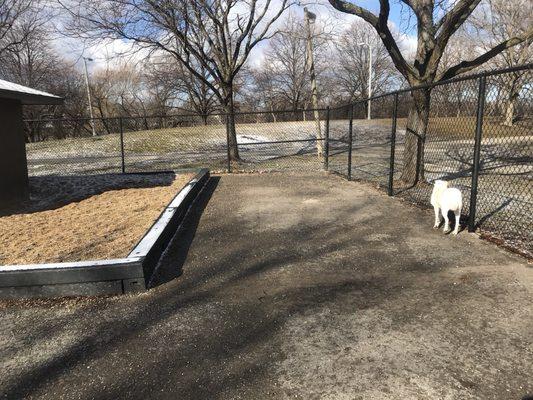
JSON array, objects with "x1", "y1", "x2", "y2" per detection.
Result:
[
  {"x1": 0, "y1": 172, "x2": 177, "y2": 217},
  {"x1": 441, "y1": 143, "x2": 532, "y2": 180},
  {"x1": 0, "y1": 173, "x2": 527, "y2": 399},
  {"x1": 0, "y1": 198, "x2": 390, "y2": 399},
  {"x1": 475, "y1": 198, "x2": 513, "y2": 229}
]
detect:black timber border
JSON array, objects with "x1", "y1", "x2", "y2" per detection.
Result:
[{"x1": 0, "y1": 169, "x2": 210, "y2": 299}]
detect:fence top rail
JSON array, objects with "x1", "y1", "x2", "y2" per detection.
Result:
[
  {"x1": 24, "y1": 110, "x2": 333, "y2": 125},
  {"x1": 22, "y1": 63, "x2": 531, "y2": 125}
]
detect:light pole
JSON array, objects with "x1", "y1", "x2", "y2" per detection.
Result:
[
  {"x1": 358, "y1": 43, "x2": 372, "y2": 120},
  {"x1": 304, "y1": 7, "x2": 323, "y2": 157},
  {"x1": 83, "y1": 57, "x2": 97, "y2": 137}
]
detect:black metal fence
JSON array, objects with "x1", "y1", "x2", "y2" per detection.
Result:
[
  {"x1": 329, "y1": 64, "x2": 532, "y2": 257},
  {"x1": 24, "y1": 109, "x2": 331, "y2": 175},
  {"x1": 24, "y1": 64, "x2": 532, "y2": 256}
]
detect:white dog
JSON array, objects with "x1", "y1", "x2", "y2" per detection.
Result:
[{"x1": 430, "y1": 180, "x2": 462, "y2": 235}]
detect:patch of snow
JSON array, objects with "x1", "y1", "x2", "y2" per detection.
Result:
[{"x1": 236, "y1": 134, "x2": 270, "y2": 144}]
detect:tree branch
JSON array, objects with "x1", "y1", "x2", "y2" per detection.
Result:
[
  {"x1": 438, "y1": 28, "x2": 533, "y2": 81},
  {"x1": 435, "y1": 0, "x2": 480, "y2": 35},
  {"x1": 328, "y1": 0, "x2": 416, "y2": 79},
  {"x1": 327, "y1": 0, "x2": 379, "y2": 25}
]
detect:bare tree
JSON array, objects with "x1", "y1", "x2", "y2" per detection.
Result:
[
  {"x1": 0, "y1": 24, "x2": 59, "y2": 88},
  {"x1": 0, "y1": 0, "x2": 38, "y2": 56},
  {"x1": 433, "y1": 29, "x2": 480, "y2": 117},
  {"x1": 471, "y1": 0, "x2": 532, "y2": 126},
  {"x1": 332, "y1": 20, "x2": 400, "y2": 103},
  {"x1": 257, "y1": 13, "x2": 327, "y2": 112},
  {"x1": 248, "y1": 68, "x2": 283, "y2": 115},
  {"x1": 144, "y1": 58, "x2": 219, "y2": 123},
  {"x1": 88, "y1": 66, "x2": 141, "y2": 133},
  {"x1": 141, "y1": 60, "x2": 176, "y2": 118},
  {"x1": 176, "y1": 63, "x2": 218, "y2": 122},
  {"x1": 328, "y1": 0, "x2": 533, "y2": 184},
  {"x1": 0, "y1": 12, "x2": 87, "y2": 141},
  {"x1": 61, "y1": 0, "x2": 295, "y2": 161}
]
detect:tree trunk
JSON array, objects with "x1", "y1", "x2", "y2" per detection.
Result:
[
  {"x1": 30, "y1": 121, "x2": 40, "y2": 143},
  {"x1": 503, "y1": 87, "x2": 518, "y2": 126},
  {"x1": 504, "y1": 98, "x2": 514, "y2": 126},
  {"x1": 503, "y1": 75, "x2": 520, "y2": 127},
  {"x1": 270, "y1": 104, "x2": 277, "y2": 123},
  {"x1": 101, "y1": 118, "x2": 112, "y2": 135},
  {"x1": 223, "y1": 84, "x2": 240, "y2": 161},
  {"x1": 401, "y1": 88, "x2": 431, "y2": 185}
]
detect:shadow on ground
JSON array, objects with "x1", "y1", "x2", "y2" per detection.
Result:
[
  {"x1": 0, "y1": 172, "x2": 531, "y2": 400},
  {"x1": 148, "y1": 176, "x2": 221, "y2": 288},
  {"x1": 0, "y1": 172, "x2": 176, "y2": 217}
]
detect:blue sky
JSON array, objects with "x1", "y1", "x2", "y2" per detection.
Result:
[{"x1": 311, "y1": 0, "x2": 419, "y2": 35}]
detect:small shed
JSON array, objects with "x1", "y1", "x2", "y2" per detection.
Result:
[{"x1": 0, "y1": 79, "x2": 63, "y2": 203}]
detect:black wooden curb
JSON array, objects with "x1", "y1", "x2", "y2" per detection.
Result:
[{"x1": 0, "y1": 169, "x2": 210, "y2": 299}]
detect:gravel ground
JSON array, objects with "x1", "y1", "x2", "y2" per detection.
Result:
[
  {"x1": 0, "y1": 173, "x2": 531, "y2": 399},
  {"x1": 0, "y1": 172, "x2": 193, "y2": 265}
]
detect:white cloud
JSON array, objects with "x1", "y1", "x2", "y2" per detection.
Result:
[
  {"x1": 387, "y1": 21, "x2": 418, "y2": 60},
  {"x1": 52, "y1": 34, "x2": 150, "y2": 74},
  {"x1": 51, "y1": 1, "x2": 418, "y2": 74},
  {"x1": 246, "y1": 1, "x2": 418, "y2": 69}
]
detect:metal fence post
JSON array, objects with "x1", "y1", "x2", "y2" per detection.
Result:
[
  {"x1": 119, "y1": 117, "x2": 125, "y2": 173},
  {"x1": 388, "y1": 93, "x2": 399, "y2": 196},
  {"x1": 468, "y1": 75, "x2": 487, "y2": 232},
  {"x1": 225, "y1": 113, "x2": 232, "y2": 173},
  {"x1": 324, "y1": 106, "x2": 330, "y2": 171},
  {"x1": 347, "y1": 104, "x2": 354, "y2": 180}
]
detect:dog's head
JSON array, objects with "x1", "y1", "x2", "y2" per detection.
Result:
[{"x1": 434, "y1": 180, "x2": 449, "y2": 189}]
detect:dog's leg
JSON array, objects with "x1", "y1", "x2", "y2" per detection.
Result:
[
  {"x1": 442, "y1": 208, "x2": 450, "y2": 233},
  {"x1": 453, "y1": 210, "x2": 460, "y2": 235},
  {"x1": 433, "y1": 206, "x2": 440, "y2": 229}
]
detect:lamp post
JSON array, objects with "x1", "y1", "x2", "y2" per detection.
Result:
[
  {"x1": 358, "y1": 43, "x2": 372, "y2": 120},
  {"x1": 83, "y1": 57, "x2": 97, "y2": 137},
  {"x1": 304, "y1": 7, "x2": 323, "y2": 157}
]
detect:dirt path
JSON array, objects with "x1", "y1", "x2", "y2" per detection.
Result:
[{"x1": 0, "y1": 173, "x2": 531, "y2": 399}]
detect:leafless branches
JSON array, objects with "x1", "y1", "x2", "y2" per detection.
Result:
[
  {"x1": 60, "y1": 0, "x2": 296, "y2": 158},
  {"x1": 0, "y1": 0, "x2": 41, "y2": 56},
  {"x1": 328, "y1": 0, "x2": 532, "y2": 85},
  {"x1": 332, "y1": 20, "x2": 401, "y2": 102}
]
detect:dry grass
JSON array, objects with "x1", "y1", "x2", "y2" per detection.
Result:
[
  {"x1": 373, "y1": 116, "x2": 530, "y2": 138},
  {"x1": 26, "y1": 120, "x2": 321, "y2": 157},
  {"x1": 26, "y1": 117, "x2": 527, "y2": 166},
  {"x1": 0, "y1": 173, "x2": 194, "y2": 266}
]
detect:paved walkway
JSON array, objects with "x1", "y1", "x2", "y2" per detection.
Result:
[{"x1": 0, "y1": 173, "x2": 531, "y2": 400}]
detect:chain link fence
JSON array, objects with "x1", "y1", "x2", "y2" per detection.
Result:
[
  {"x1": 121, "y1": 114, "x2": 228, "y2": 173},
  {"x1": 24, "y1": 64, "x2": 531, "y2": 256},
  {"x1": 25, "y1": 110, "x2": 329, "y2": 176},
  {"x1": 337, "y1": 65, "x2": 531, "y2": 257},
  {"x1": 25, "y1": 117, "x2": 123, "y2": 176},
  {"x1": 231, "y1": 109, "x2": 327, "y2": 172}
]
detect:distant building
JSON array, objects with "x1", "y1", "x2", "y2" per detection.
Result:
[{"x1": 0, "y1": 79, "x2": 63, "y2": 203}]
